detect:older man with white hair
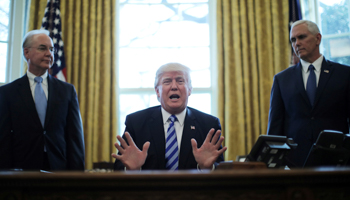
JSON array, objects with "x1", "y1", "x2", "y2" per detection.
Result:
[
  {"x1": 267, "y1": 20, "x2": 350, "y2": 168},
  {"x1": 0, "y1": 29, "x2": 85, "y2": 171}
]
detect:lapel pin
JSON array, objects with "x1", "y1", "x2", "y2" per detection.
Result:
[
  {"x1": 191, "y1": 126, "x2": 195, "y2": 130},
  {"x1": 324, "y1": 70, "x2": 329, "y2": 73}
]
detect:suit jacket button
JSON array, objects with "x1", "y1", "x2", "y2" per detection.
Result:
[{"x1": 311, "y1": 117, "x2": 314, "y2": 120}]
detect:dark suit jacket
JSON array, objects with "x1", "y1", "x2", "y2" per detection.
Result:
[
  {"x1": 114, "y1": 106, "x2": 224, "y2": 170},
  {"x1": 267, "y1": 58, "x2": 350, "y2": 167},
  {"x1": 0, "y1": 74, "x2": 85, "y2": 171}
]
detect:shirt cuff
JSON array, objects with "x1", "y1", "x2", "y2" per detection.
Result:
[
  {"x1": 124, "y1": 166, "x2": 142, "y2": 171},
  {"x1": 197, "y1": 163, "x2": 215, "y2": 171}
]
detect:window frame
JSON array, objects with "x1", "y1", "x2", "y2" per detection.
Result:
[
  {"x1": 115, "y1": 0, "x2": 218, "y2": 135},
  {"x1": 300, "y1": 0, "x2": 350, "y2": 64},
  {"x1": 1, "y1": 0, "x2": 28, "y2": 86}
]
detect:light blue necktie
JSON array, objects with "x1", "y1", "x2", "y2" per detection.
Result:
[
  {"x1": 306, "y1": 65, "x2": 317, "y2": 106},
  {"x1": 34, "y1": 77, "x2": 47, "y2": 127},
  {"x1": 165, "y1": 115, "x2": 179, "y2": 170}
]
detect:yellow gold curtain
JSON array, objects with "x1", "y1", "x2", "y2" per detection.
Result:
[
  {"x1": 28, "y1": 0, "x2": 117, "y2": 169},
  {"x1": 217, "y1": 0, "x2": 290, "y2": 161}
]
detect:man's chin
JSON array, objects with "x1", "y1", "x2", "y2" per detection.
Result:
[
  {"x1": 41, "y1": 65, "x2": 51, "y2": 70},
  {"x1": 164, "y1": 104, "x2": 186, "y2": 114}
]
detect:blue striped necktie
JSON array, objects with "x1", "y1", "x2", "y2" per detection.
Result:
[
  {"x1": 165, "y1": 115, "x2": 179, "y2": 170},
  {"x1": 34, "y1": 76, "x2": 47, "y2": 127},
  {"x1": 306, "y1": 65, "x2": 316, "y2": 106}
]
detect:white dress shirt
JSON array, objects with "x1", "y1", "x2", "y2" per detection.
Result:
[
  {"x1": 300, "y1": 55, "x2": 323, "y2": 89},
  {"x1": 27, "y1": 70, "x2": 49, "y2": 101}
]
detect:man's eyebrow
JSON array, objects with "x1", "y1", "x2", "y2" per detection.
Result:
[
  {"x1": 38, "y1": 44, "x2": 54, "y2": 48},
  {"x1": 162, "y1": 75, "x2": 184, "y2": 80}
]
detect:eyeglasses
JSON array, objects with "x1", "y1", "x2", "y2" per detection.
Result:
[{"x1": 28, "y1": 46, "x2": 56, "y2": 54}]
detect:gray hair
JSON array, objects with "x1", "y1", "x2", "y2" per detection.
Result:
[
  {"x1": 154, "y1": 62, "x2": 192, "y2": 90},
  {"x1": 290, "y1": 20, "x2": 320, "y2": 36},
  {"x1": 22, "y1": 29, "x2": 50, "y2": 62}
]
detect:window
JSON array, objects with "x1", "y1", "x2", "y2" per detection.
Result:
[
  {"x1": 0, "y1": 0, "x2": 28, "y2": 86},
  {"x1": 301, "y1": 0, "x2": 350, "y2": 65},
  {"x1": 117, "y1": 0, "x2": 217, "y2": 135},
  {"x1": 0, "y1": 0, "x2": 11, "y2": 83}
]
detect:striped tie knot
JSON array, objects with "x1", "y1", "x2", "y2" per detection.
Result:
[{"x1": 169, "y1": 115, "x2": 176, "y2": 123}]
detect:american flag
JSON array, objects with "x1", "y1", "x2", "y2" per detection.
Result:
[
  {"x1": 41, "y1": 0, "x2": 67, "y2": 82},
  {"x1": 289, "y1": 0, "x2": 302, "y2": 65},
  {"x1": 289, "y1": 0, "x2": 302, "y2": 29}
]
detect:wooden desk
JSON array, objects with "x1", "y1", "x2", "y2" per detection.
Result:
[{"x1": 1, "y1": 167, "x2": 350, "y2": 200}]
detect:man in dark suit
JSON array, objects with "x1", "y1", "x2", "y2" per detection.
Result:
[
  {"x1": 267, "y1": 20, "x2": 350, "y2": 168},
  {"x1": 0, "y1": 29, "x2": 85, "y2": 171},
  {"x1": 112, "y1": 62, "x2": 227, "y2": 170}
]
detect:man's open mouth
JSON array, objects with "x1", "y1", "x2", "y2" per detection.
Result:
[{"x1": 170, "y1": 94, "x2": 180, "y2": 100}]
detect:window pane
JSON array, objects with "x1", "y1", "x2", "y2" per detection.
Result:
[
  {"x1": 319, "y1": 0, "x2": 350, "y2": 35},
  {"x1": 0, "y1": 0, "x2": 10, "y2": 83},
  {"x1": 187, "y1": 93, "x2": 211, "y2": 114},
  {"x1": 119, "y1": 0, "x2": 162, "y2": 3},
  {"x1": 0, "y1": 43, "x2": 7, "y2": 82},
  {"x1": 118, "y1": 93, "x2": 159, "y2": 135},
  {"x1": 317, "y1": 0, "x2": 350, "y2": 65},
  {"x1": 0, "y1": 0, "x2": 10, "y2": 41},
  {"x1": 119, "y1": 4, "x2": 209, "y2": 48},
  {"x1": 119, "y1": 0, "x2": 208, "y2": 3},
  {"x1": 167, "y1": 0, "x2": 208, "y2": 3},
  {"x1": 322, "y1": 36, "x2": 350, "y2": 64},
  {"x1": 118, "y1": 47, "x2": 210, "y2": 88}
]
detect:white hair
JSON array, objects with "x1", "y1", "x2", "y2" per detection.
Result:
[
  {"x1": 22, "y1": 29, "x2": 51, "y2": 62},
  {"x1": 290, "y1": 20, "x2": 320, "y2": 36},
  {"x1": 154, "y1": 62, "x2": 192, "y2": 89}
]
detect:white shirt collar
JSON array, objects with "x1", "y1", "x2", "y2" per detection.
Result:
[
  {"x1": 161, "y1": 107, "x2": 186, "y2": 127},
  {"x1": 27, "y1": 70, "x2": 48, "y2": 84},
  {"x1": 301, "y1": 54, "x2": 323, "y2": 73}
]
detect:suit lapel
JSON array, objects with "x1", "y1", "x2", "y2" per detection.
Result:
[
  {"x1": 17, "y1": 75, "x2": 43, "y2": 127},
  {"x1": 148, "y1": 107, "x2": 167, "y2": 167},
  {"x1": 45, "y1": 75, "x2": 57, "y2": 128},
  {"x1": 179, "y1": 108, "x2": 197, "y2": 169},
  {"x1": 313, "y1": 58, "x2": 333, "y2": 108}
]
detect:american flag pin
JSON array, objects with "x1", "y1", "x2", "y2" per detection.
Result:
[
  {"x1": 324, "y1": 70, "x2": 329, "y2": 73},
  {"x1": 191, "y1": 126, "x2": 195, "y2": 130}
]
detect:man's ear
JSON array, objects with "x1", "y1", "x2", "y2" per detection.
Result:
[
  {"x1": 155, "y1": 86, "x2": 160, "y2": 98},
  {"x1": 23, "y1": 48, "x2": 30, "y2": 60},
  {"x1": 316, "y1": 33, "x2": 322, "y2": 45}
]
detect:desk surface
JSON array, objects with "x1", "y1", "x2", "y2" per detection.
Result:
[{"x1": 1, "y1": 167, "x2": 350, "y2": 200}]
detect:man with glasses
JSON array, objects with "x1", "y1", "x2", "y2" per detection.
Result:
[{"x1": 0, "y1": 29, "x2": 85, "y2": 171}]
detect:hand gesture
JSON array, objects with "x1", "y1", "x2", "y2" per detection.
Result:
[
  {"x1": 191, "y1": 128, "x2": 227, "y2": 170},
  {"x1": 111, "y1": 132, "x2": 150, "y2": 170}
]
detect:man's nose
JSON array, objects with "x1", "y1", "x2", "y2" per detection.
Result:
[
  {"x1": 45, "y1": 50, "x2": 53, "y2": 56},
  {"x1": 170, "y1": 80, "x2": 178, "y2": 90}
]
